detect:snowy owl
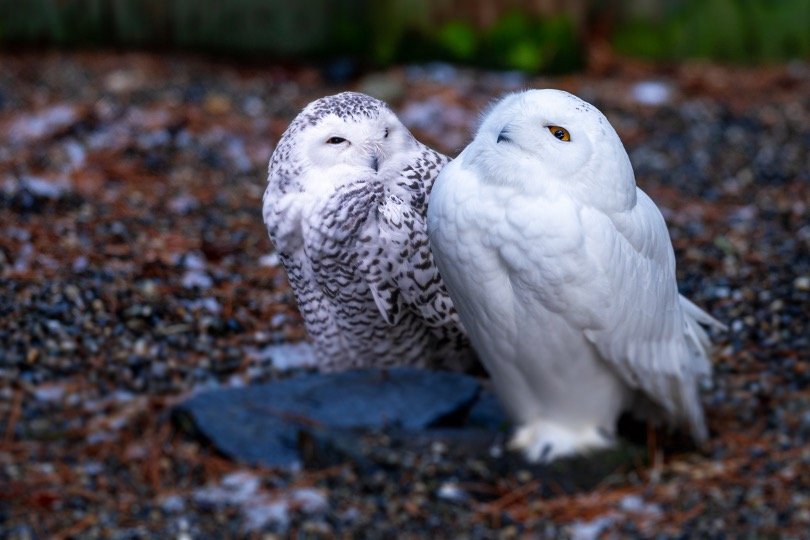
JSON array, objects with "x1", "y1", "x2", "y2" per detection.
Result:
[
  {"x1": 427, "y1": 89, "x2": 725, "y2": 462},
  {"x1": 263, "y1": 92, "x2": 473, "y2": 371}
]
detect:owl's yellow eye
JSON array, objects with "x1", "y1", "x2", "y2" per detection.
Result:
[{"x1": 547, "y1": 126, "x2": 570, "y2": 142}]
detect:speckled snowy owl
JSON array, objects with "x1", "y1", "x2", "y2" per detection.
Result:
[
  {"x1": 427, "y1": 89, "x2": 725, "y2": 462},
  {"x1": 263, "y1": 92, "x2": 473, "y2": 371}
]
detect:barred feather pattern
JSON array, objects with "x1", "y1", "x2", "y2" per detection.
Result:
[{"x1": 263, "y1": 92, "x2": 474, "y2": 371}]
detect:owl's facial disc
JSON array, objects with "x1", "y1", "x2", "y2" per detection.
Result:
[
  {"x1": 324, "y1": 133, "x2": 379, "y2": 171},
  {"x1": 304, "y1": 116, "x2": 384, "y2": 175},
  {"x1": 301, "y1": 107, "x2": 416, "y2": 186}
]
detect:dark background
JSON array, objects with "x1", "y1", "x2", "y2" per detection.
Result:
[
  {"x1": 0, "y1": 1, "x2": 808, "y2": 538},
  {"x1": 1, "y1": 0, "x2": 808, "y2": 70}
]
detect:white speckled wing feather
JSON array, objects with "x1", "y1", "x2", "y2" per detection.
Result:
[{"x1": 264, "y1": 94, "x2": 473, "y2": 371}]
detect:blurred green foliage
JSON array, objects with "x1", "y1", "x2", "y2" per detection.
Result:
[
  {"x1": 614, "y1": 0, "x2": 810, "y2": 62},
  {"x1": 0, "y1": 0, "x2": 581, "y2": 72},
  {"x1": 430, "y1": 12, "x2": 581, "y2": 72},
  {"x1": 482, "y1": 12, "x2": 580, "y2": 72},
  {"x1": 0, "y1": 0, "x2": 806, "y2": 71},
  {"x1": 436, "y1": 21, "x2": 477, "y2": 61},
  {"x1": 385, "y1": 9, "x2": 582, "y2": 72}
]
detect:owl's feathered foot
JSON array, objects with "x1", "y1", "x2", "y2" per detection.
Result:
[{"x1": 508, "y1": 419, "x2": 616, "y2": 463}]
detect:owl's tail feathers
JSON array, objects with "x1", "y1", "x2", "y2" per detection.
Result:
[
  {"x1": 679, "y1": 385, "x2": 710, "y2": 444},
  {"x1": 680, "y1": 295, "x2": 728, "y2": 332},
  {"x1": 677, "y1": 294, "x2": 727, "y2": 444},
  {"x1": 679, "y1": 294, "x2": 727, "y2": 374}
]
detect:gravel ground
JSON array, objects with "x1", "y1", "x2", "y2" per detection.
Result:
[{"x1": 0, "y1": 51, "x2": 808, "y2": 538}]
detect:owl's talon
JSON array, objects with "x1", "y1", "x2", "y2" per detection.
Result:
[{"x1": 509, "y1": 419, "x2": 616, "y2": 463}]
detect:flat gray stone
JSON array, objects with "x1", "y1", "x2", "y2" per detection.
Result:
[
  {"x1": 174, "y1": 368, "x2": 490, "y2": 467},
  {"x1": 175, "y1": 367, "x2": 645, "y2": 490}
]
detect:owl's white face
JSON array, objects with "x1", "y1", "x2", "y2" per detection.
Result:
[
  {"x1": 300, "y1": 109, "x2": 417, "y2": 188},
  {"x1": 267, "y1": 93, "x2": 423, "y2": 199},
  {"x1": 467, "y1": 89, "x2": 636, "y2": 211}
]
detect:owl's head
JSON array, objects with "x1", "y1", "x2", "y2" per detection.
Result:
[
  {"x1": 269, "y1": 92, "x2": 417, "y2": 194},
  {"x1": 468, "y1": 89, "x2": 636, "y2": 212}
]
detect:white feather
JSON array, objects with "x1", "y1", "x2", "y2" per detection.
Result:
[{"x1": 428, "y1": 89, "x2": 724, "y2": 462}]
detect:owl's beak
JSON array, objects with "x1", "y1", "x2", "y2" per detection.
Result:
[
  {"x1": 497, "y1": 128, "x2": 512, "y2": 144},
  {"x1": 365, "y1": 142, "x2": 383, "y2": 172}
]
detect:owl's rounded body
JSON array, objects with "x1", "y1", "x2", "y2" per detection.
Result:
[
  {"x1": 264, "y1": 92, "x2": 473, "y2": 371},
  {"x1": 430, "y1": 151, "x2": 630, "y2": 458},
  {"x1": 428, "y1": 89, "x2": 724, "y2": 461}
]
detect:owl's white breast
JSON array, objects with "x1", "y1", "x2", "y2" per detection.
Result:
[{"x1": 428, "y1": 153, "x2": 629, "y2": 425}]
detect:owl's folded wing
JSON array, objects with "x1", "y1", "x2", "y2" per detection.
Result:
[
  {"x1": 362, "y1": 192, "x2": 462, "y2": 333},
  {"x1": 576, "y1": 190, "x2": 722, "y2": 441}
]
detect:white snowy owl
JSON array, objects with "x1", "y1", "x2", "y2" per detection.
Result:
[
  {"x1": 427, "y1": 89, "x2": 725, "y2": 462},
  {"x1": 263, "y1": 92, "x2": 473, "y2": 371}
]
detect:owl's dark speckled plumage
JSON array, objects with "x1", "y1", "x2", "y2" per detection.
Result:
[{"x1": 263, "y1": 92, "x2": 474, "y2": 371}]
